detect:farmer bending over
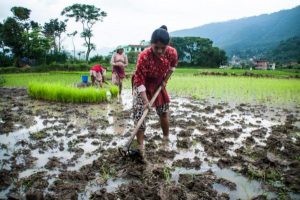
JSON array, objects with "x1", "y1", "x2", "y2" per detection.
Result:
[
  {"x1": 90, "y1": 64, "x2": 106, "y2": 87},
  {"x1": 132, "y1": 25, "x2": 178, "y2": 159}
]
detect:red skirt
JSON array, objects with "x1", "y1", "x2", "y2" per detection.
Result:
[{"x1": 112, "y1": 66, "x2": 125, "y2": 79}]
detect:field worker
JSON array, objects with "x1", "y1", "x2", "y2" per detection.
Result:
[
  {"x1": 132, "y1": 25, "x2": 178, "y2": 160},
  {"x1": 110, "y1": 46, "x2": 128, "y2": 95},
  {"x1": 90, "y1": 64, "x2": 106, "y2": 87}
]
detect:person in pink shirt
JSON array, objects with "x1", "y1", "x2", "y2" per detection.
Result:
[
  {"x1": 110, "y1": 46, "x2": 128, "y2": 95},
  {"x1": 90, "y1": 64, "x2": 106, "y2": 87}
]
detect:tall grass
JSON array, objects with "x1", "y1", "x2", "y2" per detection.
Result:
[{"x1": 28, "y1": 82, "x2": 117, "y2": 103}]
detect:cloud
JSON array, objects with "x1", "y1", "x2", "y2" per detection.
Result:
[{"x1": 1, "y1": 0, "x2": 300, "y2": 54}]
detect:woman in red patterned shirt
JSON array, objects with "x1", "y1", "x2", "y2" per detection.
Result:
[{"x1": 132, "y1": 25, "x2": 178, "y2": 159}]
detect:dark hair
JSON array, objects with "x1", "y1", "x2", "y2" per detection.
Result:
[
  {"x1": 151, "y1": 25, "x2": 170, "y2": 45},
  {"x1": 117, "y1": 48, "x2": 123, "y2": 54}
]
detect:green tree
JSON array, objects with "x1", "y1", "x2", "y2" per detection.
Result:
[
  {"x1": 269, "y1": 36, "x2": 300, "y2": 64},
  {"x1": 1, "y1": 17, "x2": 25, "y2": 65},
  {"x1": 0, "y1": 22, "x2": 4, "y2": 52},
  {"x1": 171, "y1": 37, "x2": 227, "y2": 67},
  {"x1": 23, "y1": 27, "x2": 51, "y2": 63},
  {"x1": 11, "y1": 6, "x2": 31, "y2": 21},
  {"x1": 11, "y1": 7, "x2": 41, "y2": 58},
  {"x1": 127, "y1": 51, "x2": 139, "y2": 64},
  {"x1": 0, "y1": 22, "x2": 13, "y2": 66},
  {"x1": 61, "y1": 4, "x2": 107, "y2": 62},
  {"x1": 43, "y1": 18, "x2": 67, "y2": 52},
  {"x1": 67, "y1": 31, "x2": 78, "y2": 61}
]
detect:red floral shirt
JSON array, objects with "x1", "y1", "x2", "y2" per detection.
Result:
[
  {"x1": 133, "y1": 46, "x2": 178, "y2": 107},
  {"x1": 91, "y1": 64, "x2": 104, "y2": 73}
]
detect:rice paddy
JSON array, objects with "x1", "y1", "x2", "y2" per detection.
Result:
[
  {"x1": 167, "y1": 76, "x2": 300, "y2": 106},
  {"x1": 2, "y1": 70, "x2": 300, "y2": 106}
]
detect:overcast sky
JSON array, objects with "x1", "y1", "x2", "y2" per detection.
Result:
[{"x1": 1, "y1": 0, "x2": 300, "y2": 54}]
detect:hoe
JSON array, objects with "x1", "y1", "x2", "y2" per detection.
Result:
[{"x1": 118, "y1": 68, "x2": 175, "y2": 158}]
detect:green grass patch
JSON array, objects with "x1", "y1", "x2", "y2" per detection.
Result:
[
  {"x1": 100, "y1": 164, "x2": 116, "y2": 183},
  {"x1": 28, "y1": 82, "x2": 117, "y2": 103},
  {"x1": 0, "y1": 76, "x2": 5, "y2": 86}
]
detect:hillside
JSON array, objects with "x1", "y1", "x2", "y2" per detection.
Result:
[{"x1": 171, "y1": 6, "x2": 300, "y2": 58}]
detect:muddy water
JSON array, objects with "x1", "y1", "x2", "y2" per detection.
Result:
[{"x1": 0, "y1": 87, "x2": 299, "y2": 199}]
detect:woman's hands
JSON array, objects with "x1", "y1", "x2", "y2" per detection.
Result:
[
  {"x1": 116, "y1": 61, "x2": 125, "y2": 68},
  {"x1": 140, "y1": 91, "x2": 152, "y2": 110}
]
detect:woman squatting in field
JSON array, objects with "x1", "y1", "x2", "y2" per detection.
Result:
[
  {"x1": 132, "y1": 25, "x2": 178, "y2": 161},
  {"x1": 90, "y1": 64, "x2": 106, "y2": 87},
  {"x1": 111, "y1": 46, "x2": 128, "y2": 95}
]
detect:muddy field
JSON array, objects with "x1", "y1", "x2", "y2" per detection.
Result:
[{"x1": 0, "y1": 87, "x2": 300, "y2": 200}]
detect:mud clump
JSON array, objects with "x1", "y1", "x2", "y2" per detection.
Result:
[
  {"x1": 172, "y1": 158, "x2": 201, "y2": 169},
  {"x1": 29, "y1": 130, "x2": 48, "y2": 140},
  {"x1": 216, "y1": 177, "x2": 237, "y2": 190},
  {"x1": 178, "y1": 170, "x2": 219, "y2": 199},
  {"x1": 176, "y1": 138, "x2": 192, "y2": 149},
  {"x1": 45, "y1": 156, "x2": 63, "y2": 170},
  {"x1": 25, "y1": 191, "x2": 44, "y2": 200},
  {"x1": 157, "y1": 149, "x2": 177, "y2": 160},
  {"x1": 177, "y1": 129, "x2": 193, "y2": 137},
  {"x1": 251, "y1": 127, "x2": 268, "y2": 138},
  {"x1": 90, "y1": 188, "x2": 117, "y2": 199},
  {"x1": 48, "y1": 179, "x2": 80, "y2": 199},
  {"x1": 100, "y1": 182, "x2": 188, "y2": 200},
  {"x1": 0, "y1": 169, "x2": 17, "y2": 190},
  {"x1": 116, "y1": 183, "x2": 162, "y2": 200},
  {"x1": 217, "y1": 128, "x2": 241, "y2": 138},
  {"x1": 251, "y1": 195, "x2": 268, "y2": 200},
  {"x1": 17, "y1": 172, "x2": 49, "y2": 193},
  {"x1": 59, "y1": 170, "x2": 95, "y2": 181}
]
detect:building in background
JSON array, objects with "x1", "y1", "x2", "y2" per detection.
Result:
[
  {"x1": 122, "y1": 40, "x2": 150, "y2": 54},
  {"x1": 229, "y1": 55, "x2": 241, "y2": 68},
  {"x1": 123, "y1": 44, "x2": 145, "y2": 53},
  {"x1": 253, "y1": 60, "x2": 269, "y2": 70}
]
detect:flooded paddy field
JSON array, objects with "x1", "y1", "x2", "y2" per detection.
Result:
[{"x1": 0, "y1": 87, "x2": 299, "y2": 199}]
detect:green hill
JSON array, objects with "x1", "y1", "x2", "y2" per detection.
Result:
[{"x1": 171, "y1": 6, "x2": 300, "y2": 58}]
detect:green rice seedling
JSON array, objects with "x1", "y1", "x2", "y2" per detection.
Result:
[
  {"x1": 163, "y1": 166, "x2": 171, "y2": 183},
  {"x1": 100, "y1": 164, "x2": 116, "y2": 183},
  {"x1": 109, "y1": 85, "x2": 119, "y2": 98},
  {"x1": 28, "y1": 82, "x2": 110, "y2": 103}
]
